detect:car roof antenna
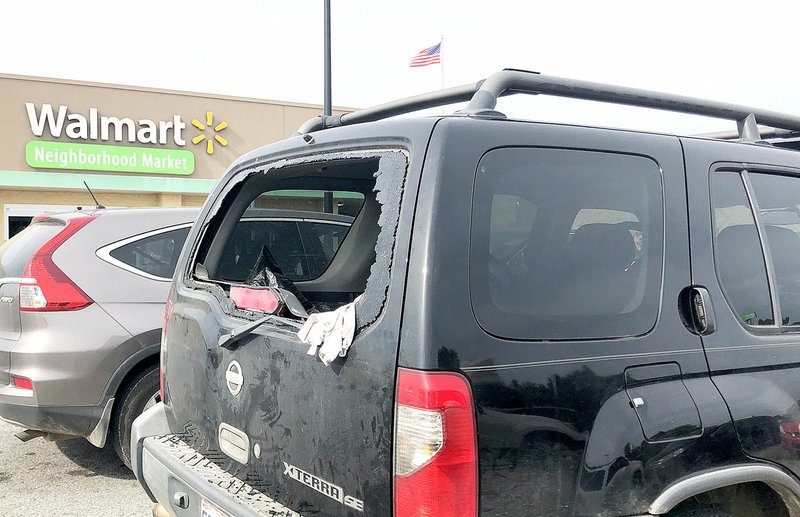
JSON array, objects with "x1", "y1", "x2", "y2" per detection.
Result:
[{"x1": 83, "y1": 181, "x2": 106, "y2": 209}]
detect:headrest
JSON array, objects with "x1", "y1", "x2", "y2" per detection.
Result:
[
  {"x1": 765, "y1": 225, "x2": 800, "y2": 254},
  {"x1": 569, "y1": 223, "x2": 636, "y2": 270},
  {"x1": 716, "y1": 225, "x2": 765, "y2": 278},
  {"x1": 765, "y1": 225, "x2": 800, "y2": 275}
]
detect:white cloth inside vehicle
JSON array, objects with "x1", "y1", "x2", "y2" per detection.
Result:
[{"x1": 297, "y1": 295, "x2": 362, "y2": 366}]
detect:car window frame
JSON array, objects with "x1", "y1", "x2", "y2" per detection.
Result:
[
  {"x1": 711, "y1": 164, "x2": 800, "y2": 333},
  {"x1": 468, "y1": 145, "x2": 666, "y2": 341},
  {"x1": 96, "y1": 223, "x2": 193, "y2": 282}
]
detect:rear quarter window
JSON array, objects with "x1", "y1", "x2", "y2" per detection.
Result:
[
  {"x1": 106, "y1": 227, "x2": 190, "y2": 280},
  {"x1": 747, "y1": 172, "x2": 800, "y2": 326},
  {"x1": 711, "y1": 172, "x2": 774, "y2": 326},
  {"x1": 470, "y1": 147, "x2": 664, "y2": 340}
]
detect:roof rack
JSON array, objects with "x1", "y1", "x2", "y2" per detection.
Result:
[
  {"x1": 697, "y1": 127, "x2": 800, "y2": 141},
  {"x1": 295, "y1": 81, "x2": 486, "y2": 135},
  {"x1": 295, "y1": 69, "x2": 800, "y2": 142}
]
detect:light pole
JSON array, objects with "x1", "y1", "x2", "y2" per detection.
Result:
[
  {"x1": 324, "y1": 0, "x2": 332, "y2": 118},
  {"x1": 323, "y1": 0, "x2": 334, "y2": 213}
]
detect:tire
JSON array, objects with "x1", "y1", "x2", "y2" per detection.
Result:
[{"x1": 110, "y1": 365, "x2": 160, "y2": 469}]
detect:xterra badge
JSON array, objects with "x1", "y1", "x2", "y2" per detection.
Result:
[{"x1": 283, "y1": 461, "x2": 364, "y2": 512}]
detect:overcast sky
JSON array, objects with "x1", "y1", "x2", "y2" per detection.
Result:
[{"x1": 4, "y1": 1, "x2": 800, "y2": 135}]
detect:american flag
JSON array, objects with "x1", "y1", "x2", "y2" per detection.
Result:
[{"x1": 409, "y1": 42, "x2": 442, "y2": 67}]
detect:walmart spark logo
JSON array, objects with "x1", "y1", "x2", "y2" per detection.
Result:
[{"x1": 191, "y1": 111, "x2": 228, "y2": 155}]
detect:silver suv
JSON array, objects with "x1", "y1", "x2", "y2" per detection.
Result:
[{"x1": 0, "y1": 206, "x2": 350, "y2": 467}]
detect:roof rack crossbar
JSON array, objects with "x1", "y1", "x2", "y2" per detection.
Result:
[
  {"x1": 295, "y1": 68, "x2": 800, "y2": 139},
  {"x1": 698, "y1": 127, "x2": 800, "y2": 141},
  {"x1": 294, "y1": 81, "x2": 485, "y2": 135},
  {"x1": 463, "y1": 69, "x2": 800, "y2": 138}
]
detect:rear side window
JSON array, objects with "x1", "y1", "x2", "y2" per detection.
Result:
[
  {"x1": 108, "y1": 227, "x2": 190, "y2": 279},
  {"x1": 470, "y1": 147, "x2": 663, "y2": 340},
  {"x1": 0, "y1": 222, "x2": 62, "y2": 277},
  {"x1": 711, "y1": 172, "x2": 774, "y2": 325},
  {"x1": 748, "y1": 173, "x2": 800, "y2": 326},
  {"x1": 711, "y1": 169, "x2": 800, "y2": 328}
]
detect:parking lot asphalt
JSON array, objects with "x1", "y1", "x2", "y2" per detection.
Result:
[{"x1": 0, "y1": 420, "x2": 153, "y2": 516}]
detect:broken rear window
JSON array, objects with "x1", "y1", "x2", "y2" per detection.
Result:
[{"x1": 190, "y1": 150, "x2": 407, "y2": 333}]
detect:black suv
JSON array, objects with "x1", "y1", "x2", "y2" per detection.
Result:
[{"x1": 133, "y1": 70, "x2": 800, "y2": 516}]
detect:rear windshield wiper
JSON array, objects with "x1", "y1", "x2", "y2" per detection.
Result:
[
  {"x1": 218, "y1": 313, "x2": 303, "y2": 349},
  {"x1": 219, "y1": 315, "x2": 275, "y2": 349},
  {"x1": 195, "y1": 262, "x2": 305, "y2": 349}
]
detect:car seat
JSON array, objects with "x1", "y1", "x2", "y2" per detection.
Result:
[{"x1": 558, "y1": 223, "x2": 639, "y2": 315}]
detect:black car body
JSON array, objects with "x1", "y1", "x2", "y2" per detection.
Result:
[
  {"x1": 133, "y1": 70, "x2": 800, "y2": 516},
  {"x1": 0, "y1": 207, "x2": 349, "y2": 469}
]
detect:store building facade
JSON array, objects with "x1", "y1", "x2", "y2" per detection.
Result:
[{"x1": 0, "y1": 74, "x2": 350, "y2": 241}]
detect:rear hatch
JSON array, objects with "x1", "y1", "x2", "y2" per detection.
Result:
[
  {"x1": 0, "y1": 219, "x2": 66, "y2": 383},
  {"x1": 163, "y1": 149, "x2": 411, "y2": 514}
]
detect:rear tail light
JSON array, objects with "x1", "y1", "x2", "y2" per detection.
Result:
[
  {"x1": 393, "y1": 368, "x2": 477, "y2": 517},
  {"x1": 229, "y1": 286, "x2": 281, "y2": 314},
  {"x1": 12, "y1": 376, "x2": 33, "y2": 391},
  {"x1": 19, "y1": 216, "x2": 96, "y2": 312}
]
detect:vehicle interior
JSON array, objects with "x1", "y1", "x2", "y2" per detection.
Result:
[{"x1": 192, "y1": 156, "x2": 385, "y2": 311}]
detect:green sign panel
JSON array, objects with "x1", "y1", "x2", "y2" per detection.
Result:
[{"x1": 25, "y1": 140, "x2": 194, "y2": 175}]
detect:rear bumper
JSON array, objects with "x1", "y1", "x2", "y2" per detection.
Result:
[
  {"x1": 0, "y1": 304, "x2": 135, "y2": 438},
  {"x1": 132, "y1": 403, "x2": 299, "y2": 517},
  {"x1": 0, "y1": 398, "x2": 99, "y2": 436},
  {"x1": 0, "y1": 304, "x2": 133, "y2": 407}
]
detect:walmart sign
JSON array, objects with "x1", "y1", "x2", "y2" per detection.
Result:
[
  {"x1": 26, "y1": 141, "x2": 193, "y2": 175},
  {"x1": 24, "y1": 103, "x2": 196, "y2": 175}
]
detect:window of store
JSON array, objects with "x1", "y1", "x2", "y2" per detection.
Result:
[{"x1": 3, "y1": 204, "x2": 87, "y2": 241}]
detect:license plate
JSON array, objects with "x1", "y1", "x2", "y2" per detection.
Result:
[{"x1": 201, "y1": 499, "x2": 230, "y2": 517}]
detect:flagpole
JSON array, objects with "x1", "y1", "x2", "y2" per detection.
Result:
[
  {"x1": 440, "y1": 35, "x2": 445, "y2": 114},
  {"x1": 440, "y1": 35, "x2": 444, "y2": 91}
]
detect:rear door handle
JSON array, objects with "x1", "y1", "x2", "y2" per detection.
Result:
[{"x1": 690, "y1": 286, "x2": 716, "y2": 335}]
